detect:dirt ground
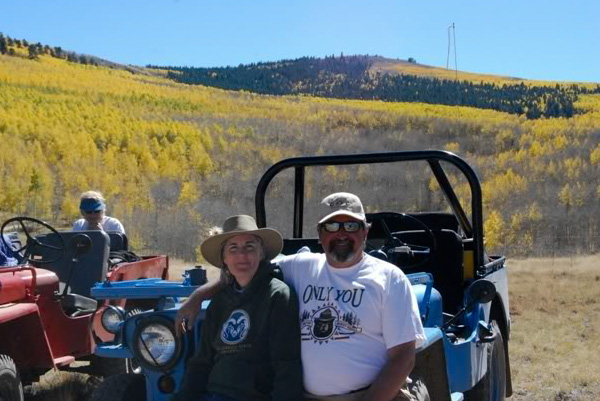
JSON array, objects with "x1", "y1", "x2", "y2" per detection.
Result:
[{"x1": 23, "y1": 254, "x2": 600, "y2": 400}]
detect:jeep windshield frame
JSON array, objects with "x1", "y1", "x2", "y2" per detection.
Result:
[{"x1": 255, "y1": 150, "x2": 485, "y2": 270}]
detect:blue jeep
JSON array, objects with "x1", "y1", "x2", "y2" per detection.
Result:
[{"x1": 90, "y1": 151, "x2": 512, "y2": 401}]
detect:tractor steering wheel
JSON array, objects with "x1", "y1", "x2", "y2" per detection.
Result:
[
  {"x1": 1, "y1": 217, "x2": 66, "y2": 264},
  {"x1": 367, "y1": 212, "x2": 437, "y2": 270}
]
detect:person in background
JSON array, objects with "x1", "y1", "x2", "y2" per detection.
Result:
[
  {"x1": 175, "y1": 215, "x2": 302, "y2": 401},
  {"x1": 176, "y1": 193, "x2": 428, "y2": 401},
  {"x1": 0, "y1": 236, "x2": 19, "y2": 266},
  {"x1": 72, "y1": 190, "x2": 125, "y2": 233}
]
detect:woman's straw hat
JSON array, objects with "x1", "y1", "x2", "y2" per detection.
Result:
[{"x1": 201, "y1": 215, "x2": 283, "y2": 268}]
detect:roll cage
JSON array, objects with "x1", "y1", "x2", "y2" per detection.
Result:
[{"x1": 255, "y1": 150, "x2": 486, "y2": 273}]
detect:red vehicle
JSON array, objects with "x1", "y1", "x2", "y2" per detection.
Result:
[{"x1": 0, "y1": 217, "x2": 169, "y2": 400}]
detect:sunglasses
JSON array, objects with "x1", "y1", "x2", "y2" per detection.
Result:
[
  {"x1": 321, "y1": 221, "x2": 364, "y2": 233},
  {"x1": 83, "y1": 210, "x2": 102, "y2": 215}
]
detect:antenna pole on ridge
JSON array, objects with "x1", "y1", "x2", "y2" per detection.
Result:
[
  {"x1": 447, "y1": 25, "x2": 451, "y2": 69},
  {"x1": 453, "y1": 23, "x2": 458, "y2": 80},
  {"x1": 446, "y1": 23, "x2": 458, "y2": 80}
]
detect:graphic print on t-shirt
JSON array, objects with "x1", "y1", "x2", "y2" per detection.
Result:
[
  {"x1": 221, "y1": 309, "x2": 250, "y2": 345},
  {"x1": 299, "y1": 284, "x2": 364, "y2": 344}
]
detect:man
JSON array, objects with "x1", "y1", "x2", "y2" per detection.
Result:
[
  {"x1": 72, "y1": 190, "x2": 125, "y2": 233},
  {"x1": 0, "y1": 236, "x2": 19, "y2": 266},
  {"x1": 176, "y1": 193, "x2": 427, "y2": 401}
]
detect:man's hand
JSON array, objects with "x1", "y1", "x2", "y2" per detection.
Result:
[
  {"x1": 175, "y1": 292, "x2": 202, "y2": 336},
  {"x1": 88, "y1": 221, "x2": 103, "y2": 230},
  {"x1": 174, "y1": 279, "x2": 224, "y2": 336}
]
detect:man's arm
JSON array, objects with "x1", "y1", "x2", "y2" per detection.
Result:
[
  {"x1": 363, "y1": 340, "x2": 416, "y2": 401},
  {"x1": 174, "y1": 279, "x2": 224, "y2": 336}
]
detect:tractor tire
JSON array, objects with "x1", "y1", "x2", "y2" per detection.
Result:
[
  {"x1": 90, "y1": 373, "x2": 145, "y2": 401},
  {"x1": 0, "y1": 354, "x2": 24, "y2": 401},
  {"x1": 464, "y1": 320, "x2": 506, "y2": 401}
]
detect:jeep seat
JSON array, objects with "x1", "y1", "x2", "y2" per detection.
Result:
[
  {"x1": 106, "y1": 231, "x2": 128, "y2": 252},
  {"x1": 394, "y1": 229, "x2": 465, "y2": 314},
  {"x1": 33, "y1": 230, "x2": 110, "y2": 298},
  {"x1": 282, "y1": 238, "x2": 323, "y2": 255}
]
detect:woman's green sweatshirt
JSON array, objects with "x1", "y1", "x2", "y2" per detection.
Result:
[{"x1": 178, "y1": 263, "x2": 302, "y2": 401}]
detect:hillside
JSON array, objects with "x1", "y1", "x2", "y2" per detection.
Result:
[
  {"x1": 1, "y1": 36, "x2": 600, "y2": 261},
  {"x1": 151, "y1": 55, "x2": 600, "y2": 119},
  {"x1": 368, "y1": 56, "x2": 524, "y2": 83}
]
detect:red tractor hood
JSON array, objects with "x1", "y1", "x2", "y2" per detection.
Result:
[{"x1": 0, "y1": 266, "x2": 59, "y2": 304}]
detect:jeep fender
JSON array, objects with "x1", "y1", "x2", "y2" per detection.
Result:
[
  {"x1": 0, "y1": 304, "x2": 55, "y2": 371},
  {"x1": 413, "y1": 327, "x2": 453, "y2": 401},
  {"x1": 489, "y1": 295, "x2": 513, "y2": 397}
]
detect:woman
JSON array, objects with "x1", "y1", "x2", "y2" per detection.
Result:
[
  {"x1": 177, "y1": 215, "x2": 302, "y2": 401},
  {"x1": 72, "y1": 190, "x2": 125, "y2": 233}
]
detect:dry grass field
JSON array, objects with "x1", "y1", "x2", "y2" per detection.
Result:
[
  {"x1": 23, "y1": 255, "x2": 600, "y2": 400},
  {"x1": 508, "y1": 254, "x2": 600, "y2": 401}
]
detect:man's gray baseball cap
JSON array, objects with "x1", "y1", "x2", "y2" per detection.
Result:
[{"x1": 318, "y1": 192, "x2": 366, "y2": 224}]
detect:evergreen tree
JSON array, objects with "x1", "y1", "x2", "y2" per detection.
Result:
[
  {"x1": 28, "y1": 44, "x2": 38, "y2": 59},
  {"x1": 0, "y1": 36, "x2": 7, "y2": 55}
]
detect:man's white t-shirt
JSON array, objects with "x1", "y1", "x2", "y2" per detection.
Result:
[
  {"x1": 277, "y1": 252, "x2": 425, "y2": 396},
  {"x1": 72, "y1": 216, "x2": 125, "y2": 234}
]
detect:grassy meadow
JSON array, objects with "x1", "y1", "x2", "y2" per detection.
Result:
[{"x1": 508, "y1": 255, "x2": 600, "y2": 400}]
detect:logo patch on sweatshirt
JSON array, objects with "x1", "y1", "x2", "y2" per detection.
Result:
[{"x1": 221, "y1": 309, "x2": 251, "y2": 344}]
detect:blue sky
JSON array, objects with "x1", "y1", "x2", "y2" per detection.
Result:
[{"x1": 3, "y1": 0, "x2": 599, "y2": 82}]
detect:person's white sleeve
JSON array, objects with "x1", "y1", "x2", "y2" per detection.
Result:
[
  {"x1": 116, "y1": 219, "x2": 125, "y2": 234},
  {"x1": 72, "y1": 219, "x2": 85, "y2": 231},
  {"x1": 382, "y1": 270, "x2": 426, "y2": 349},
  {"x1": 274, "y1": 254, "x2": 298, "y2": 286}
]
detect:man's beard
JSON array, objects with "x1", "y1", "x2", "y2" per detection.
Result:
[{"x1": 327, "y1": 239, "x2": 357, "y2": 263}]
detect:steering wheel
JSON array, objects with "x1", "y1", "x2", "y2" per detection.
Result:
[
  {"x1": 366, "y1": 212, "x2": 436, "y2": 270},
  {"x1": 1, "y1": 217, "x2": 66, "y2": 264}
]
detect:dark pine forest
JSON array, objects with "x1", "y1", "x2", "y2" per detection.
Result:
[{"x1": 150, "y1": 55, "x2": 600, "y2": 119}]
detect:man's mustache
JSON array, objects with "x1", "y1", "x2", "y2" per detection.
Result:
[{"x1": 329, "y1": 238, "x2": 354, "y2": 249}]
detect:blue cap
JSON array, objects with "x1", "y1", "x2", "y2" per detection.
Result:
[{"x1": 80, "y1": 198, "x2": 106, "y2": 212}]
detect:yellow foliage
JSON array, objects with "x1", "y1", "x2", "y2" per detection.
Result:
[
  {"x1": 444, "y1": 142, "x2": 460, "y2": 152},
  {"x1": 481, "y1": 169, "x2": 528, "y2": 208},
  {"x1": 562, "y1": 157, "x2": 585, "y2": 180},
  {"x1": 484, "y1": 210, "x2": 505, "y2": 250},
  {"x1": 526, "y1": 202, "x2": 542, "y2": 221},
  {"x1": 325, "y1": 166, "x2": 350, "y2": 184},
  {"x1": 2, "y1": 51, "x2": 600, "y2": 257},
  {"x1": 558, "y1": 183, "x2": 586, "y2": 209},
  {"x1": 591, "y1": 144, "x2": 600, "y2": 166},
  {"x1": 178, "y1": 182, "x2": 200, "y2": 206}
]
